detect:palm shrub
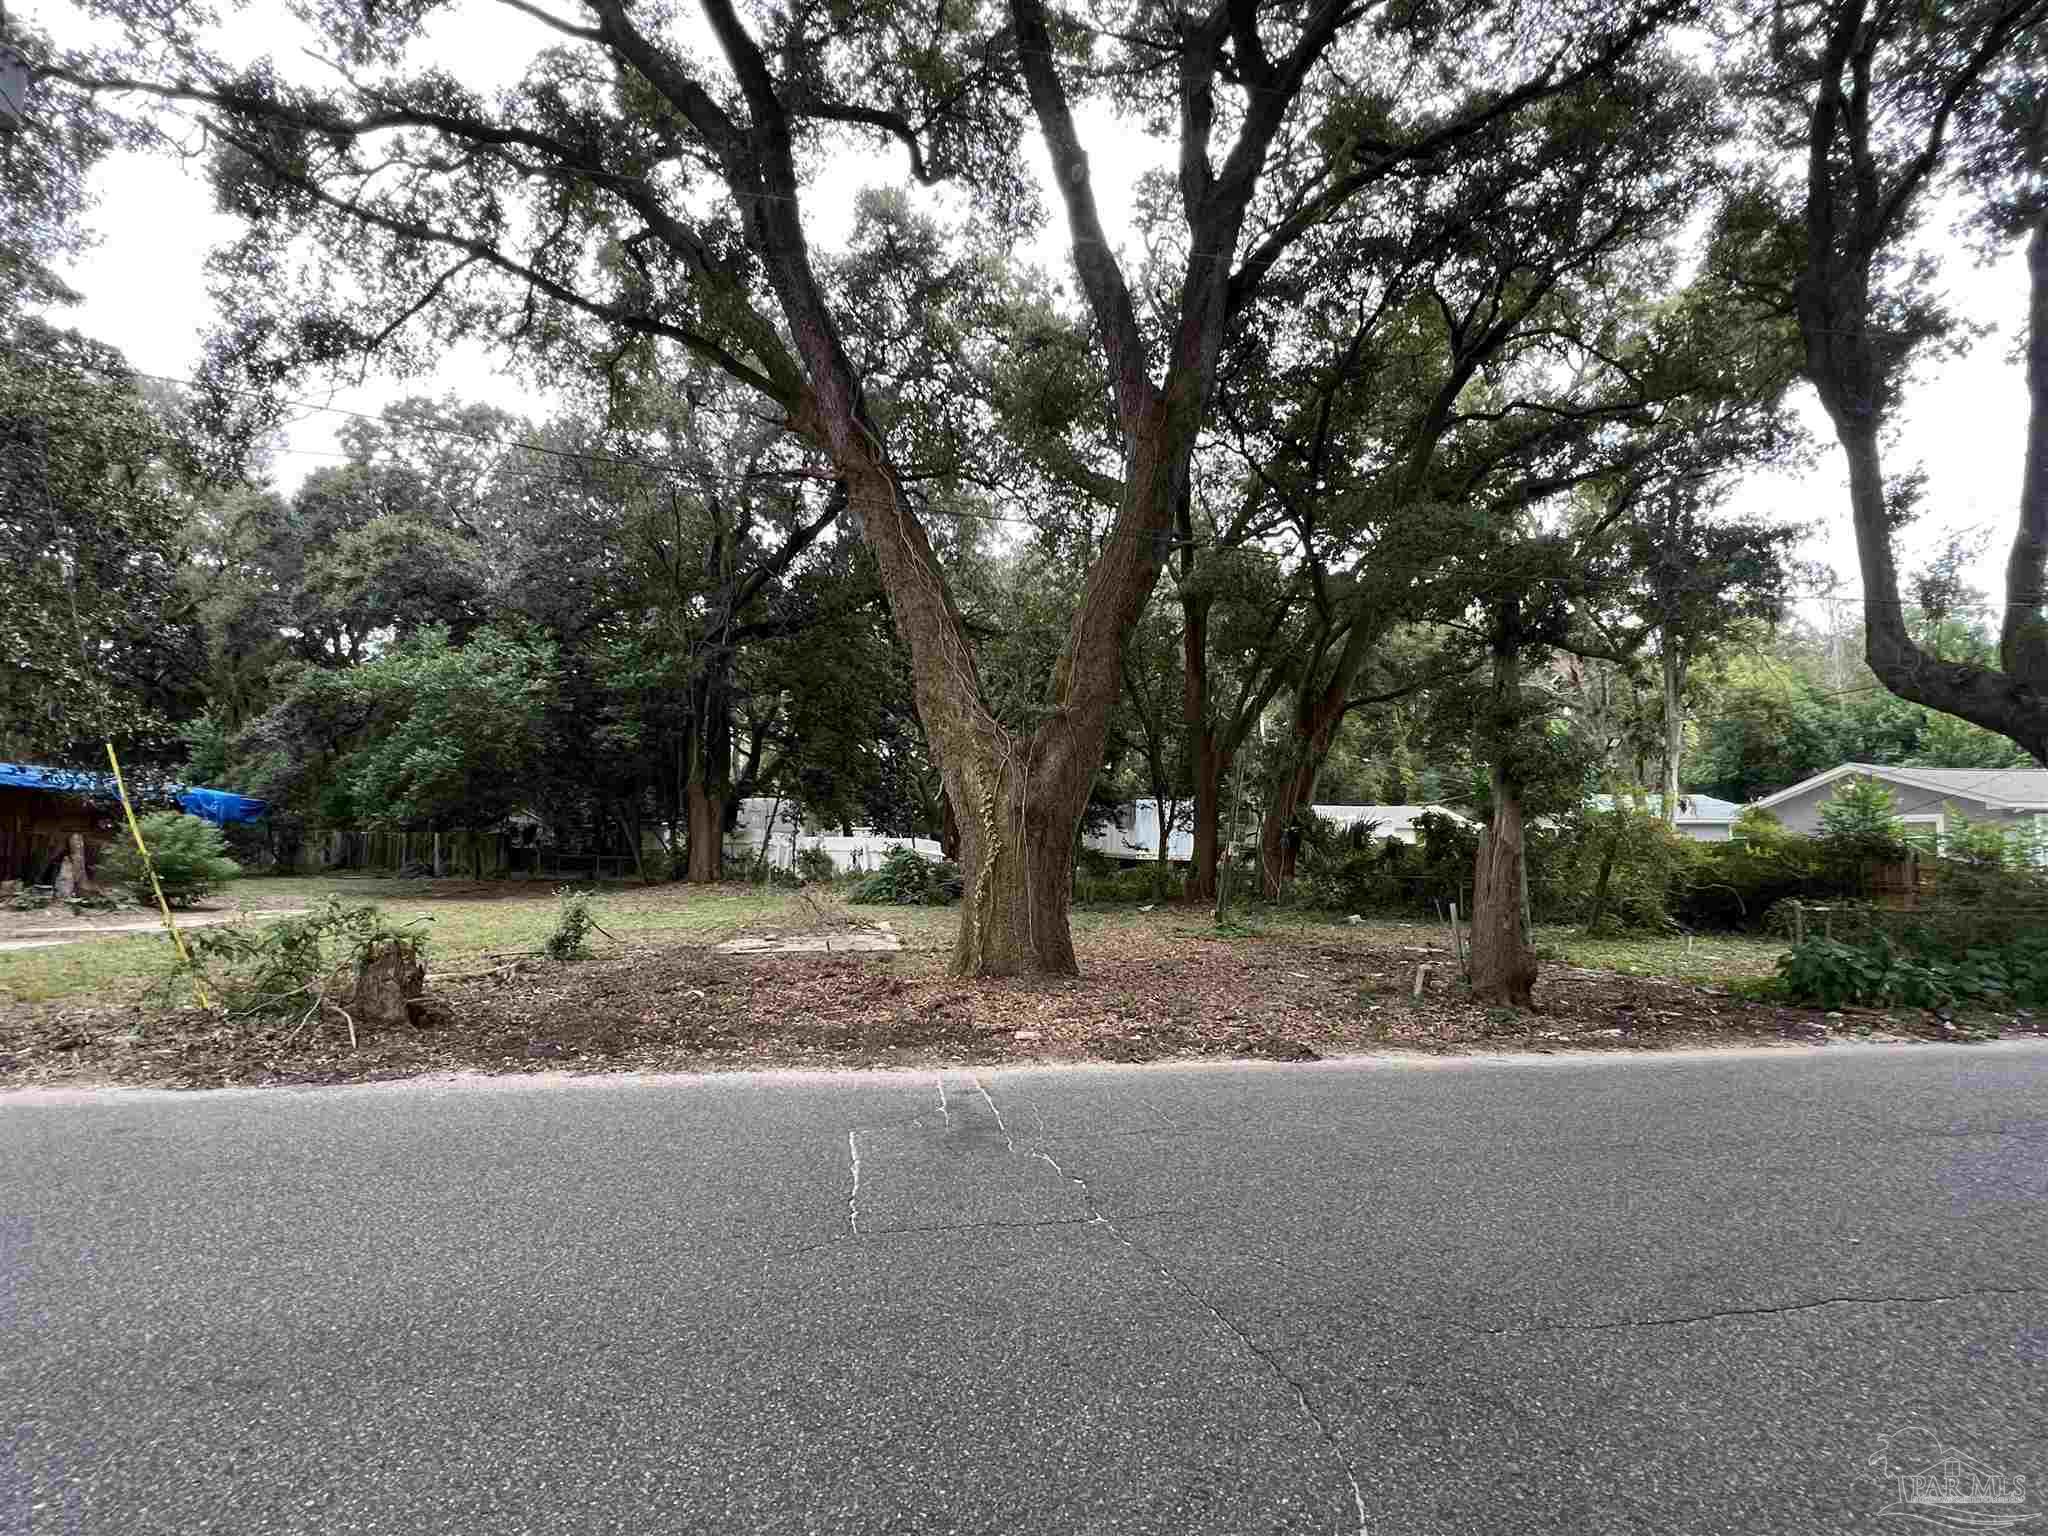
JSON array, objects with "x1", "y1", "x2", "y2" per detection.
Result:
[
  {"x1": 849, "y1": 846, "x2": 961, "y2": 905},
  {"x1": 101, "y1": 812, "x2": 241, "y2": 907}
]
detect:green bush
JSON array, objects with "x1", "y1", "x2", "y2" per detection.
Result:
[
  {"x1": 101, "y1": 813, "x2": 241, "y2": 907},
  {"x1": 1291, "y1": 839, "x2": 1409, "y2": 913},
  {"x1": 1074, "y1": 846, "x2": 1121, "y2": 879},
  {"x1": 1816, "y1": 776, "x2": 1911, "y2": 856},
  {"x1": 1772, "y1": 930, "x2": 2048, "y2": 1011},
  {"x1": 1677, "y1": 818, "x2": 1821, "y2": 930},
  {"x1": 544, "y1": 886, "x2": 600, "y2": 961},
  {"x1": 795, "y1": 845, "x2": 838, "y2": 884},
  {"x1": 849, "y1": 845, "x2": 961, "y2": 905}
]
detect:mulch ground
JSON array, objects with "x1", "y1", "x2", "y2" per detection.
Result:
[{"x1": 1, "y1": 921, "x2": 2029, "y2": 1090}]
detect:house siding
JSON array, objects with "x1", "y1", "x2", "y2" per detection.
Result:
[{"x1": 1761, "y1": 782, "x2": 2020, "y2": 839}]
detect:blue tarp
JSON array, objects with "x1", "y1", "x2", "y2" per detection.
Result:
[
  {"x1": 0, "y1": 762, "x2": 269, "y2": 825},
  {"x1": 175, "y1": 787, "x2": 270, "y2": 826}
]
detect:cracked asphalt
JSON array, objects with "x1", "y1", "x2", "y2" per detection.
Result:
[{"x1": 3, "y1": 1042, "x2": 2045, "y2": 1534}]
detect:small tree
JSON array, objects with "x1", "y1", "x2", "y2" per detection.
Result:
[
  {"x1": 1816, "y1": 777, "x2": 1911, "y2": 861},
  {"x1": 102, "y1": 812, "x2": 241, "y2": 907}
]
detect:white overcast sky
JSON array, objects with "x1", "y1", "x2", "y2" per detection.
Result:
[{"x1": 24, "y1": 0, "x2": 2036, "y2": 629}]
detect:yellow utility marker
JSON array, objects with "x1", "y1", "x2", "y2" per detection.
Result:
[{"x1": 105, "y1": 743, "x2": 208, "y2": 1008}]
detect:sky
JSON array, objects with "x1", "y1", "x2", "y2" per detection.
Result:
[{"x1": 22, "y1": 0, "x2": 2037, "y2": 631}]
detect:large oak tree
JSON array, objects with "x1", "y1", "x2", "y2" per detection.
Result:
[{"x1": 61, "y1": 0, "x2": 1688, "y2": 973}]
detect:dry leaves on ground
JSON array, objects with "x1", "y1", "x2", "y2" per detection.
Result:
[{"x1": 2, "y1": 916, "x2": 2020, "y2": 1090}]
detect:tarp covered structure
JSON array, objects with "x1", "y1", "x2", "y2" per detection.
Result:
[{"x1": 0, "y1": 762, "x2": 269, "y2": 825}]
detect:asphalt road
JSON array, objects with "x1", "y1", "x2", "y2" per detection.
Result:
[{"x1": 3, "y1": 1044, "x2": 2045, "y2": 1535}]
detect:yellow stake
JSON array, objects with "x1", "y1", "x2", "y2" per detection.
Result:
[{"x1": 105, "y1": 743, "x2": 208, "y2": 1008}]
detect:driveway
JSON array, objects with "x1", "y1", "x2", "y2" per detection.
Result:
[
  {"x1": 3, "y1": 1044, "x2": 2044, "y2": 1533},
  {"x1": 0, "y1": 909, "x2": 311, "y2": 954}
]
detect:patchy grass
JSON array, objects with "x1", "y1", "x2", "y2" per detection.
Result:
[
  {"x1": 0, "y1": 934, "x2": 177, "y2": 1005},
  {"x1": 6, "y1": 885, "x2": 2014, "y2": 1091},
  {"x1": 0, "y1": 876, "x2": 795, "y2": 1004},
  {"x1": 1541, "y1": 927, "x2": 1788, "y2": 984}
]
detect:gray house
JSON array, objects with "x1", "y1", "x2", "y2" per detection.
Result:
[
  {"x1": 1587, "y1": 792, "x2": 1743, "y2": 842},
  {"x1": 1748, "y1": 764, "x2": 2048, "y2": 848}
]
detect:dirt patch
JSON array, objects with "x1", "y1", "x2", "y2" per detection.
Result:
[{"x1": 1, "y1": 923, "x2": 2031, "y2": 1090}]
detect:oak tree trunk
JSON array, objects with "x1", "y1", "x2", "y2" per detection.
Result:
[
  {"x1": 1257, "y1": 623, "x2": 1378, "y2": 897},
  {"x1": 686, "y1": 780, "x2": 726, "y2": 885},
  {"x1": 945, "y1": 753, "x2": 1083, "y2": 976},
  {"x1": 1469, "y1": 619, "x2": 1537, "y2": 1008},
  {"x1": 1256, "y1": 697, "x2": 1343, "y2": 898},
  {"x1": 1470, "y1": 763, "x2": 1537, "y2": 1008}
]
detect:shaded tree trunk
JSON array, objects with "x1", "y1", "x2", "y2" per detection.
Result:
[
  {"x1": 1470, "y1": 612, "x2": 1537, "y2": 1008},
  {"x1": 682, "y1": 651, "x2": 736, "y2": 883},
  {"x1": 1257, "y1": 685, "x2": 1347, "y2": 898},
  {"x1": 685, "y1": 779, "x2": 726, "y2": 884},
  {"x1": 1660, "y1": 642, "x2": 1683, "y2": 826},
  {"x1": 1182, "y1": 589, "x2": 1223, "y2": 902},
  {"x1": 1257, "y1": 622, "x2": 1387, "y2": 897}
]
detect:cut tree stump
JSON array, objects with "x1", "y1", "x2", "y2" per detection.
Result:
[{"x1": 337, "y1": 938, "x2": 427, "y2": 1029}]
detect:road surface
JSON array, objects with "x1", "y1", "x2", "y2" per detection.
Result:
[{"x1": 4, "y1": 1044, "x2": 2044, "y2": 1533}]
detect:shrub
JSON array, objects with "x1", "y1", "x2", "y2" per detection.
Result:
[
  {"x1": 1816, "y1": 776, "x2": 1911, "y2": 863},
  {"x1": 849, "y1": 845, "x2": 960, "y2": 905},
  {"x1": 795, "y1": 844, "x2": 838, "y2": 884},
  {"x1": 163, "y1": 899, "x2": 429, "y2": 1020},
  {"x1": 101, "y1": 813, "x2": 241, "y2": 907},
  {"x1": 544, "y1": 886, "x2": 600, "y2": 960},
  {"x1": 1074, "y1": 846, "x2": 1120, "y2": 879},
  {"x1": 1771, "y1": 930, "x2": 2048, "y2": 1011},
  {"x1": 1291, "y1": 840, "x2": 1408, "y2": 913}
]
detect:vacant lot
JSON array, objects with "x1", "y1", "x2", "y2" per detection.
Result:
[{"x1": 0, "y1": 875, "x2": 2003, "y2": 1090}]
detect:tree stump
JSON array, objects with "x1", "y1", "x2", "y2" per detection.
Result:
[{"x1": 339, "y1": 939, "x2": 427, "y2": 1029}]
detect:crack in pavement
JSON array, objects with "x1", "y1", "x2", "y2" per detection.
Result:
[
  {"x1": 1445, "y1": 1284, "x2": 2048, "y2": 1338},
  {"x1": 972, "y1": 1078, "x2": 1019, "y2": 1153},
  {"x1": 846, "y1": 1130, "x2": 862, "y2": 1237},
  {"x1": 971, "y1": 1079, "x2": 1369, "y2": 1536}
]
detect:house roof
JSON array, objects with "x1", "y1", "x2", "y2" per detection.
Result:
[
  {"x1": 1751, "y1": 762, "x2": 2048, "y2": 814},
  {"x1": 1588, "y1": 792, "x2": 1741, "y2": 823},
  {"x1": 0, "y1": 762, "x2": 269, "y2": 825}
]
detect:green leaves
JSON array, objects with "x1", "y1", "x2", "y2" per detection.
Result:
[
  {"x1": 101, "y1": 812, "x2": 241, "y2": 908},
  {"x1": 0, "y1": 324, "x2": 197, "y2": 764}
]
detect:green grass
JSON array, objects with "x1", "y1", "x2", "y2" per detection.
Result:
[
  {"x1": 0, "y1": 933, "x2": 180, "y2": 1005},
  {"x1": 1540, "y1": 926, "x2": 1787, "y2": 983},
  {"x1": 0, "y1": 877, "x2": 798, "y2": 1004},
  {"x1": 1, "y1": 872, "x2": 1792, "y2": 1005}
]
